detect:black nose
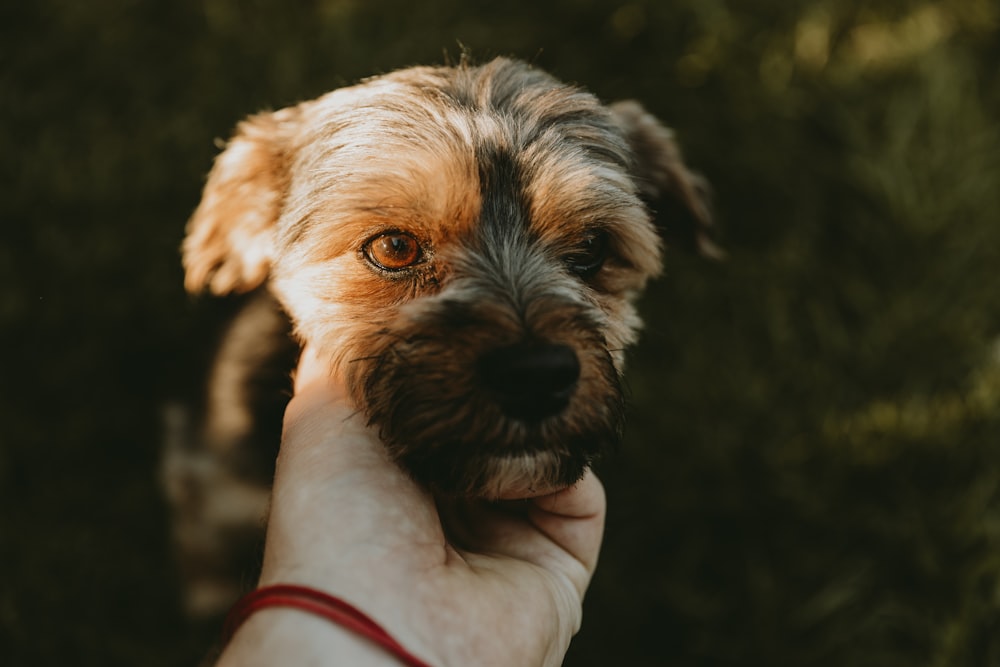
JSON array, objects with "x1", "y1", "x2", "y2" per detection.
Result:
[{"x1": 479, "y1": 342, "x2": 580, "y2": 422}]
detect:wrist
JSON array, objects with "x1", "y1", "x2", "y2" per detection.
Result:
[
  {"x1": 219, "y1": 605, "x2": 403, "y2": 667},
  {"x1": 220, "y1": 585, "x2": 438, "y2": 667}
]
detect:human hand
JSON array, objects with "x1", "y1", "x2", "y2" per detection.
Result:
[{"x1": 218, "y1": 347, "x2": 606, "y2": 666}]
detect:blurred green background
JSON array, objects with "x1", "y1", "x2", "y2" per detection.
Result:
[{"x1": 3, "y1": 0, "x2": 1000, "y2": 665}]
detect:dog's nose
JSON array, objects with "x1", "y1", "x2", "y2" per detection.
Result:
[{"x1": 479, "y1": 342, "x2": 580, "y2": 422}]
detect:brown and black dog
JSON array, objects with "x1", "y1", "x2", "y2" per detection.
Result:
[{"x1": 164, "y1": 56, "x2": 718, "y2": 616}]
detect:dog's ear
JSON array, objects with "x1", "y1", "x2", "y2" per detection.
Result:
[
  {"x1": 183, "y1": 107, "x2": 302, "y2": 295},
  {"x1": 610, "y1": 100, "x2": 723, "y2": 259}
]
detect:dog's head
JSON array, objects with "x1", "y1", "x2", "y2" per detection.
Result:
[{"x1": 183, "y1": 58, "x2": 716, "y2": 498}]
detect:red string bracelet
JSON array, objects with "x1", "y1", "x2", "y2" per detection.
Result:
[{"x1": 223, "y1": 584, "x2": 434, "y2": 667}]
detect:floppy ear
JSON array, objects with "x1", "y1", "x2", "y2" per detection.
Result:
[
  {"x1": 183, "y1": 106, "x2": 302, "y2": 295},
  {"x1": 610, "y1": 100, "x2": 723, "y2": 259}
]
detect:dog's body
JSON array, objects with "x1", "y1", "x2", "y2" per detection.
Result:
[{"x1": 164, "y1": 57, "x2": 716, "y2": 616}]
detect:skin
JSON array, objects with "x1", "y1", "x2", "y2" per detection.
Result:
[{"x1": 217, "y1": 347, "x2": 606, "y2": 666}]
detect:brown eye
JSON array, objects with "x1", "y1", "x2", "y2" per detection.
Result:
[
  {"x1": 564, "y1": 230, "x2": 609, "y2": 278},
  {"x1": 364, "y1": 232, "x2": 423, "y2": 271}
]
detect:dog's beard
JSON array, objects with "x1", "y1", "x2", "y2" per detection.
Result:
[{"x1": 346, "y1": 300, "x2": 625, "y2": 499}]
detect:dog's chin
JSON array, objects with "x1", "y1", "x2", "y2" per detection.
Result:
[
  {"x1": 392, "y1": 436, "x2": 597, "y2": 500},
  {"x1": 474, "y1": 450, "x2": 588, "y2": 500}
]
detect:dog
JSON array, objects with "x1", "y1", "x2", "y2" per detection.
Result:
[{"x1": 163, "y1": 56, "x2": 718, "y2": 617}]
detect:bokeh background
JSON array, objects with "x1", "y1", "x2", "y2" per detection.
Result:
[{"x1": 3, "y1": 0, "x2": 1000, "y2": 665}]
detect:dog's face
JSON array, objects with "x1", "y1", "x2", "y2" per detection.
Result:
[{"x1": 183, "y1": 58, "x2": 715, "y2": 498}]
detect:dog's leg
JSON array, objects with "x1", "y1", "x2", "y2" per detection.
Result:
[{"x1": 162, "y1": 289, "x2": 299, "y2": 617}]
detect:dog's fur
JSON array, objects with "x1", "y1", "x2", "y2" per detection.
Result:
[{"x1": 164, "y1": 57, "x2": 716, "y2": 616}]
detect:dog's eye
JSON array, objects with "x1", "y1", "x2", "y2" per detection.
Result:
[
  {"x1": 365, "y1": 232, "x2": 423, "y2": 271},
  {"x1": 564, "y1": 231, "x2": 609, "y2": 278}
]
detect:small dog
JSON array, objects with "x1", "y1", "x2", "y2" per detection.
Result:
[{"x1": 164, "y1": 56, "x2": 717, "y2": 616}]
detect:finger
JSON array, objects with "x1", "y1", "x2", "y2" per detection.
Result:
[
  {"x1": 292, "y1": 344, "x2": 333, "y2": 394},
  {"x1": 282, "y1": 349, "x2": 443, "y2": 544},
  {"x1": 283, "y1": 345, "x2": 359, "y2": 463},
  {"x1": 527, "y1": 470, "x2": 606, "y2": 582},
  {"x1": 279, "y1": 378, "x2": 416, "y2": 506},
  {"x1": 264, "y1": 374, "x2": 445, "y2": 581},
  {"x1": 440, "y1": 471, "x2": 605, "y2": 598}
]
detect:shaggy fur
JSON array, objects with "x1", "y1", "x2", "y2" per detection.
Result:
[{"x1": 165, "y1": 57, "x2": 715, "y2": 615}]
